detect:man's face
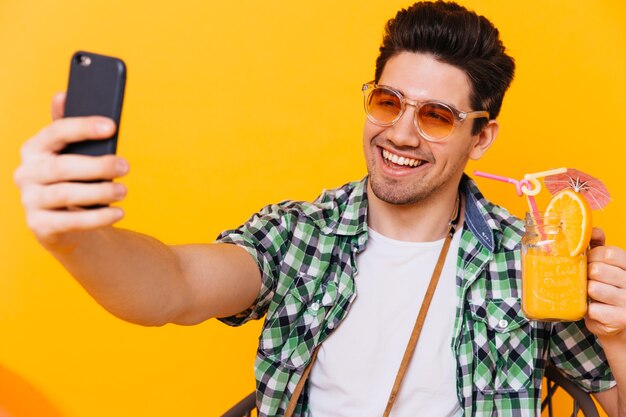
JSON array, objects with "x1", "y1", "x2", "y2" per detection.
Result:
[{"x1": 363, "y1": 52, "x2": 484, "y2": 206}]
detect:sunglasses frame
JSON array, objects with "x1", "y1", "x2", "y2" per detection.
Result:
[{"x1": 362, "y1": 82, "x2": 490, "y2": 142}]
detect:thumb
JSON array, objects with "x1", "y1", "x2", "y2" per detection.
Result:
[
  {"x1": 51, "y1": 92, "x2": 66, "y2": 120},
  {"x1": 590, "y1": 227, "x2": 606, "y2": 249}
]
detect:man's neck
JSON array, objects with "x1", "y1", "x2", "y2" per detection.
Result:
[{"x1": 366, "y1": 182, "x2": 463, "y2": 243}]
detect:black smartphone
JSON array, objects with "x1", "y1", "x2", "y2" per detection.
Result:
[{"x1": 60, "y1": 51, "x2": 126, "y2": 156}]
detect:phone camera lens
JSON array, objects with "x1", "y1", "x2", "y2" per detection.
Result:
[{"x1": 77, "y1": 55, "x2": 92, "y2": 67}]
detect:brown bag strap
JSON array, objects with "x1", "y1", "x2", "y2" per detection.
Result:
[
  {"x1": 381, "y1": 227, "x2": 454, "y2": 416},
  {"x1": 284, "y1": 347, "x2": 320, "y2": 417},
  {"x1": 285, "y1": 195, "x2": 460, "y2": 417}
]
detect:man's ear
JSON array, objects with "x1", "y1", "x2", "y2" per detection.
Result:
[{"x1": 469, "y1": 119, "x2": 499, "y2": 160}]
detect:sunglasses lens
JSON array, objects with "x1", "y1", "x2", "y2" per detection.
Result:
[
  {"x1": 366, "y1": 87, "x2": 402, "y2": 124},
  {"x1": 417, "y1": 103, "x2": 455, "y2": 140}
]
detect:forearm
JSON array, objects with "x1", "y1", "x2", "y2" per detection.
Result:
[
  {"x1": 47, "y1": 227, "x2": 189, "y2": 326},
  {"x1": 597, "y1": 335, "x2": 626, "y2": 416}
]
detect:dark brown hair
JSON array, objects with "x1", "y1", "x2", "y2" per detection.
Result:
[{"x1": 375, "y1": 1, "x2": 515, "y2": 134}]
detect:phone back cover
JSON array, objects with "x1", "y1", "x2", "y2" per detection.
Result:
[{"x1": 62, "y1": 51, "x2": 126, "y2": 156}]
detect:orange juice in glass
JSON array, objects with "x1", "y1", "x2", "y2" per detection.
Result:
[{"x1": 521, "y1": 212, "x2": 588, "y2": 321}]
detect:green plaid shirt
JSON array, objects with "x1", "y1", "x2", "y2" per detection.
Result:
[{"x1": 217, "y1": 175, "x2": 615, "y2": 417}]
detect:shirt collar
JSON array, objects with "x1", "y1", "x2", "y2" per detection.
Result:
[
  {"x1": 461, "y1": 174, "x2": 524, "y2": 253},
  {"x1": 304, "y1": 177, "x2": 369, "y2": 238},
  {"x1": 304, "y1": 174, "x2": 522, "y2": 253}
]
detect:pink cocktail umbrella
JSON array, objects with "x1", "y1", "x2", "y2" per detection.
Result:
[{"x1": 543, "y1": 168, "x2": 611, "y2": 210}]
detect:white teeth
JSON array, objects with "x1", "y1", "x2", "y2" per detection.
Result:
[{"x1": 382, "y1": 149, "x2": 423, "y2": 167}]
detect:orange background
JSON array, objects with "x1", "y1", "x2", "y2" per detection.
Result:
[{"x1": 0, "y1": 1, "x2": 624, "y2": 416}]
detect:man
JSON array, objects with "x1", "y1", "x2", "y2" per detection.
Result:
[{"x1": 13, "y1": 1, "x2": 626, "y2": 416}]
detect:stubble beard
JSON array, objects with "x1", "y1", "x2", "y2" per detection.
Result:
[{"x1": 368, "y1": 172, "x2": 440, "y2": 206}]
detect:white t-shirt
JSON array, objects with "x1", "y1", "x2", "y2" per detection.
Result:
[{"x1": 308, "y1": 227, "x2": 463, "y2": 417}]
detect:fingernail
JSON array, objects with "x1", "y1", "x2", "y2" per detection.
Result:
[
  {"x1": 113, "y1": 183, "x2": 127, "y2": 199},
  {"x1": 113, "y1": 208, "x2": 125, "y2": 220},
  {"x1": 116, "y1": 159, "x2": 129, "y2": 174},
  {"x1": 96, "y1": 121, "x2": 114, "y2": 134}
]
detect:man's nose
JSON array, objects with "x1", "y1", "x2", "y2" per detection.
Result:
[{"x1": 386, "y1": 106, "x2": 422, "y2": 147}]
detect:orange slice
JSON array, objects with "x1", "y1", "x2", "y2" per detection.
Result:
[{"x1": 545, "y1": 189, "x2": 593, "y2": 256}]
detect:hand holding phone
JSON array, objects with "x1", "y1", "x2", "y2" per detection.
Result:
[{"x1": 14, "y1": 51, "x2": 129, "y2": 245}]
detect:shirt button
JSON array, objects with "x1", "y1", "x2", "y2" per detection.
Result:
[
  {"x1": 328, "y1": 321, "x2": 334, "y2": 329},
  {"x1": 311, "y1": 302, "x2": 320, "y2": 312},
  {"x1": 498, "y1": 319, "x2": 509, "y2": 329}
]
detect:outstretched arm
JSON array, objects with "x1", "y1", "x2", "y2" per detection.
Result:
[{"x1": 14, "y1": 94, "x2": 261, "y2": 326}]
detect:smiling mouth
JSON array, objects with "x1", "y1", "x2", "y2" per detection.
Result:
[{"x1": 382, "y1": 148, "x2": 425, "y2": 168}]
